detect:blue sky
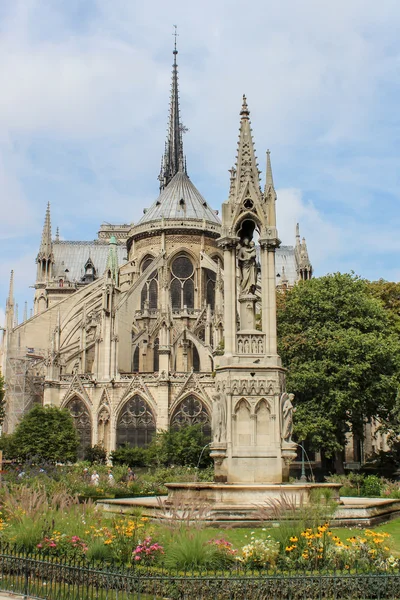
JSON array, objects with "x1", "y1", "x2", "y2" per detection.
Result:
[{"x1": 1, "y1": 0, "x2": 400, "y2": 325}]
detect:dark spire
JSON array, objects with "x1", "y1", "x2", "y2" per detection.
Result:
[{"x1": 158, "y1": 27, "x2": 185, "y2": 192}]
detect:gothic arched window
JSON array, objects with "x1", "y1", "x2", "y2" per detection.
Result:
[
  {"x1": 170, "y1": 255, "x2": 195, "y2": 310},
  {"x1": 170, "y1": 395, "x2": 211, "y2": 438},
  {"x1": 140, "y1": 256, "x2": 158, "y2": 310},
  {"x1": 66, "y1": 397, "x2": 92, "y2": 459},
  {"x1": 193, "y1": 345, "x2": 200, "y2": 372},
  {"x1": 132, "y1": 346, "x2": 139, "y2": 372},
  {"x1": 116, "y1": 395, "x2": 156, "y2": 448},
  {"x1": 204, "y1": 268, "x2": 216, "y2": 310}
]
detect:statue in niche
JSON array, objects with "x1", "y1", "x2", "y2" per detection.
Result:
[
  {"x1": 212, "y1": 392, "x2": 227, "y2": 444},
  {"x1": 281, "y1": 392, "x2": 296, "y2": 443},
  {"x1": 237, "y1": 238, "x2": 258, "y2": 295}
]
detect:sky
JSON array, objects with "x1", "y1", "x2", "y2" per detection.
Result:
[{"x1": 0, "y1": 0, "x2": 399, "y2": 327}]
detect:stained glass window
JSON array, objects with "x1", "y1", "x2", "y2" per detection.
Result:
[
  {"x1": 170, "y1": 256, "x2": 195, "y2": 310},
  {"x1": 116, "y1": 395, "x2": 156, "y2": 448},
  {"x1": 140, "y1": 256, "x2": 158, "y2": 310},
  {"x1": 170, "y1": 395, "x2": 211, "y2": 438},
  {"x1": 66, "y1": 397, "x2": 92, "y2": 459},
  {"x1": 132, "y1": 346, "x2": 139, "y2": 372}
]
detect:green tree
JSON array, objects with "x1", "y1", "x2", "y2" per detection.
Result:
[
  {"x1": 277, "y1": 273, "x2": 400, "y2": 472},
  {"x1": 9, "y1": 405, "x2": 79, "y2": 463},
  {"x1": 367, "y1": 279, "x2": 400, "y2": 331},
  {"x1": 84, "y1": 443, "x2": 107, "y2": 465},
  {"x1": 147, "y1": 425, "x2": 211, "y2": 468}
]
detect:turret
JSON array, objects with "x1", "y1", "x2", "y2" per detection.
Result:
[{"x1": 295, "y1": 223, "x2": 313, "y2": 280}]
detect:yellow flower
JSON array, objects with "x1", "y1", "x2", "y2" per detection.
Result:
[
  {"x1": 104, "y1": 539, "x2": 112, "y2": 545},
  {"x1": 289, "y1": 536, "x2": 298, "y2": 542}
]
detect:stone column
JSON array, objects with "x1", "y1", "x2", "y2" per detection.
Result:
[
  {"x1": 260, "y1": 242, "x2": 278, "y2": 356},
  {"x1": 221, "y1": 242, "x2": 233, "y2": 356},
  {"x1": 267, "y1": 249, "x2": 278, "y2": 356},
  {"x1": 155, "y1": 379, "x2": 169, "y2": 430}
]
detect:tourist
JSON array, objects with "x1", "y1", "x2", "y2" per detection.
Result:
[{"x1": 91, "y1": 471, "x2": 100, "y2": 487}]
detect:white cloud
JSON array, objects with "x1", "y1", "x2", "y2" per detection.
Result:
[{"x1": 0, "y1": 0, "x2": 399, "y2": 311}]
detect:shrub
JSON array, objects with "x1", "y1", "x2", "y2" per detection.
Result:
[
  {"x1": 361, "y1": 475, "x2": 382, "y2": 497},
  {"x1": 110, "y1": 446, "x2": 149, "y2": 468},
  {"x1": 37, "y1": 534, "x2": 88, "y2": 559},
  {"x1": 133, "y1": 537, "x2": 164, "y2": 565},
  {"x1": 6, "y1": 406, "x2": 79, "y2": 463},
  {"x1": 146, "y1": 425, "x2": 212, "y2": 468},
  {"x1": 84, "y1": 444, "x2": 107, "y2": 465},
  {"x1": 238, "y1": 532, "x2": 278, "y2": 569}
]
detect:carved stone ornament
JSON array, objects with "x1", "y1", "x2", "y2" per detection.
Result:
[
  {"x1": 211, "y1": 392, "x2": 227, "y2": 444},
  {"x1": 280, "y1": 392, "x2": 296, "y2": 443}
]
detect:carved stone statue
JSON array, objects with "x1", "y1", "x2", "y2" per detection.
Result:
[
  {"x1": 237, "y1": 238, "x2": 258, "y2": 295},
  {"x1": 281, "y1": 392, "x2": 295, "y2": 443},
  {"x1": 212, "y1": 392, "x2": 227, "y2": 444}
]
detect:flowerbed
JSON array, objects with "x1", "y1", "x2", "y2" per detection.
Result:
[{"x1": 0, "y1": 481, "x2": 399, "y2": 573}]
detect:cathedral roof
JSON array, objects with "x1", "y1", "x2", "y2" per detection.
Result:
[
  {"x1": 275, "y1": 246, "x2": 298, "y2": 286},
  {"x1": 53, "y1": 241, "x2": 126, "y2": 283},
  {"x1": 137, "y1": 170, "x2": 221, "y2": 227}
]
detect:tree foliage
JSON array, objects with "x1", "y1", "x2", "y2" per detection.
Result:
[
  {"x1": 111, "y1": 425, "x2": 211, "y2": 469},
  {"x1": 7, "y1": 405, "x2": 79, "y2": 463},
  {"x1": 84, "y1": 444, "x2": 107, "y2": 465},
  {"x1": 367, "y1": 279, "x2": 400, "y2": 332},
  {"x1": 277, "y1": 273, "x2": 400, "y2": 464}
]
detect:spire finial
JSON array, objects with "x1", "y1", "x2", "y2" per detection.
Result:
[
  {"x1": 7, "y1": 270, "x2": 14, "y2": 309},
  {"x1": 105, "y1": 236, "x2": 119, "y2": 286},
  {"x1": 240, "y1": 94, "x2": 249, "y2": 119},
  {"x1": 265, "y1": 149, "x2": 274, "y2": 189},
  {"x1": 232, "y1": 95, "x2": 260, "y2": 193},
  {"x1": 38, "y1": 202, "x2": 53, "y2": 258},
  {"x1": 55, "y1": 226, "x2": 59, "y2": 242},
  {"x1": 173, "y1": 24, "x2": 178, "y2": 58},
  {"x1": 158, "y1": 27, "x2": 185, "y2": 191}
]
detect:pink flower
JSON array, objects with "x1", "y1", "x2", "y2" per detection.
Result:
[
  {"x1": 37, "y1": 544, "x2": 42, "y2": 549},
  {"x1": 134, "y1": 556, "x2": 141, "y2": 561}
]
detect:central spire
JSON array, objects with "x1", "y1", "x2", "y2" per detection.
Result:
[{"x1": 158, "y1": 28, "x2": 186, "y2": 192}]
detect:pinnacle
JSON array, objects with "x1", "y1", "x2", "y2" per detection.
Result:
[
  {"x1": 265, "y1": 149, "x2": 274, "y2": 189},
  {"x1": 240, "y1": 94, "x2": 249, "y2": 118}
]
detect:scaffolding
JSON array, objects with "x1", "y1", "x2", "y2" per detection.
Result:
[{"x1": 3, "y1": 348, "x2": 46, "y2": 433}]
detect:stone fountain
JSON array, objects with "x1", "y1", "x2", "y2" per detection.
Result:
[{"x1": 164, "y1": 100, "x2": 341, "y2": 521}]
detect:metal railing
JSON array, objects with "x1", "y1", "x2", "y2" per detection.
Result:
[{"x1": 0, "y1": 548, "x2": 400, "y2": 599}]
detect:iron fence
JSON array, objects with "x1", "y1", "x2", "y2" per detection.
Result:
[{"x1": 0, "y1": 548, "x2": 400, "y2": 599}]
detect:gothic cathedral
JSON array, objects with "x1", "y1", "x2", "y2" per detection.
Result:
[{"x1": 1, "y1": 43, "x2": 312, "y2": 457}]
